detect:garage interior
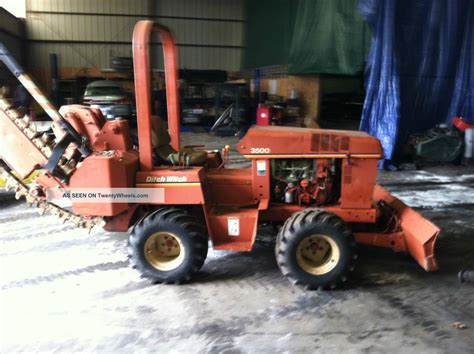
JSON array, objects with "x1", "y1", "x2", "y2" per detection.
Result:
[{"x1": 0, "y1": 0, "x2": 473, "y2": 352}]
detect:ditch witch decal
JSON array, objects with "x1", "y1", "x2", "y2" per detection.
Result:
[{"x1": 146, "y1": 176, "x2": 188, "y2": 183}]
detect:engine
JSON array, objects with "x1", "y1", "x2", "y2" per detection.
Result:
[{"x1": 271, "y1": 158, "x2": 340, "y2": 206}]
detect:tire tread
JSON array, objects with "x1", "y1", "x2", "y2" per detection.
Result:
[
  {"x1": 276, "y1": 208, "x2": 356, "y2": 290},
  {"x1": 128, "y1": 207, "x2": 208, "y2": 284}
]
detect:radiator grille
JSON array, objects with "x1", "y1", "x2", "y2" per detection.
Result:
[{"x1": 311, "y1": 134, "x2": 350, "y2": 152}]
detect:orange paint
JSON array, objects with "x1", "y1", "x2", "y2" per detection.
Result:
[{"x1": 0, "y1": 20, "x2": 440, "y2": 273}]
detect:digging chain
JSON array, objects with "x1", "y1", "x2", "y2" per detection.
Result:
[
  {"x1": 0, "y1": 97, "x2": 76, "y2": 176},
  {"x1": 0, "y1": 97, "x2": 104, "y2": 230},
  {"x1": 1, "y1": 167, "x2": 104, "y2": 230}
]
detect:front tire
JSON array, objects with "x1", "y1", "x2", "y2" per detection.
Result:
[
  {"x1": 128, "y1": 207, "x2": 208, "y2": 283},
  {"x1": 276, "y1": 209, "x2": 356, "y2": 290}
]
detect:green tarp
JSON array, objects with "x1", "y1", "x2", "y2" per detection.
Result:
[
  {"x1": 244, "y1": 0, "x2": 298, "y2": 69},
  {"x1": 244, "y1": 0, "x2": 371, "y2": 75}
]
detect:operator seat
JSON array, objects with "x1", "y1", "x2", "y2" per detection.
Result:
[{"x1": 151, "y1": 117, "x2": 207, "y2": 166}]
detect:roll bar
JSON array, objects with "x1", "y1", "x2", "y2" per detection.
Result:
[{"x1": 132, "y1": 21, "x2": 181, "y2": 171}]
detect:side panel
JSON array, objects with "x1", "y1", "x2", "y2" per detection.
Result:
[
  {"x1": 69, "y1": 151, "x2": 138, "y2": 216},
  {"x1": 340, "y1": 158, "x2": 377, "y2": 209},
  {"x1": 135, "y1": 168, "x2": 205, "y2": 205},
  {"x1": 104, "y1": 205, "x2": 140, "y2": 232},
  {"x1": 259, "y1": 204, "x2": 377, "y2": 223},
  {"x1": 237, "y1": 126, "x2": 383, "y2": 157},
  {"x1": 205, "y1": 168, "x2": 254, "y2": 206},
  {"x1": 203, "y1": 205, "x2": 259, "y2": 251}
]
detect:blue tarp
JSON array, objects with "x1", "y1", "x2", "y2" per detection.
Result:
[{"x1": 359, "y1": 0, "x2": 474, "y2": 160}]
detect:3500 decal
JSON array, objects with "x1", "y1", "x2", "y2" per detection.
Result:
[{"x1": 250, "y1": 147, "x2": 271, "y2": 154}]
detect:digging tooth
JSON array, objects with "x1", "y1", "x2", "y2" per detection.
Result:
[
  {"x1": 40, "y1": 133, "x2": 51, "y2": 144},
  {"x1": 4, "y1": 181, "x2": 15, "y2": 191},
  {"x1": 25, "y1": 127, "x2": 37, "y2": 139},
  {"x1": 2, "y1": 168, "x2": 103, "y2": 230},
  {"x1": 15, "y1": 118, "x2": 27, "y2": 129},
  {"x1": 60, "y1": 165, "x2": 74, "y2": 176},
  {"x1": 25, "y1": 194, "x2": 35, "y2": 204},
  {"x1": 40, "y1": 145, "x2": 53, "y2": 156},
  {"x1": 33, "y1": 139, "x2": 43, "y2": 149},
  {"x1": 0, "y1": 98, "x2": 13, "y2": 111},
  {"x1": 25, "y1": 123, "x2": 37, "y2": 136},
  {"x1": 8, "y1": 110, "x2": 19, "y2": 119},
  {"x1": 0, "y1": 98, "x2": 10, "y2": 109}
]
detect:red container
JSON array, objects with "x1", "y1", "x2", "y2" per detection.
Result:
[
  {"x1": 453, "y1": 116, "x2": 474, "y2": 132},
  {"x1": 256, "y1": 104, "x2": 271, "y2": 126}
]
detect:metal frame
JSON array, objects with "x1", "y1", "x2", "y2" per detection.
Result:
[{"x1": 132, "y1": 21, "x2": 180, "y2": 171}]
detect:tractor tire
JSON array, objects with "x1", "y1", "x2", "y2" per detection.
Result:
[
  {"x1": 128, "y1": 207, "x2": 208, "y2": 284},
  {"x1": 275, "y1": 209, "x2": 356, "y2": 290}
]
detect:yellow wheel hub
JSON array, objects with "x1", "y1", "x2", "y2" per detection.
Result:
[
  {"x1": 296, "y1": 234, "x2": 340, "y2": 275},
  {"x1": 144, "y1": 232, "x2": 185, "y2": 271}
]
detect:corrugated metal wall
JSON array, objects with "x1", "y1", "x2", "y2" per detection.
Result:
[
  {"x1": 0, "y1": 8, "x2": 25, "y2": 86},
  {"x1": 25, "y1": 0, "x2": 245, "y2": 71},
  {"x1": 0, "y1": 8, "x2": 24, "y2": 62}
]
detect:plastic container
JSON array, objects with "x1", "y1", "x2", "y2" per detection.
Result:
[{"x1": 465, "y1": 128, "x2": 474, "y2": 158}]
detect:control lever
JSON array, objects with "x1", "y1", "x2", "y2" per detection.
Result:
[
  {"x1": 217, "y1": 145, "x2": 230, "y2": 170},
  {"x1": 168, "y1": 153, "x2": 176, "y2": 166}
]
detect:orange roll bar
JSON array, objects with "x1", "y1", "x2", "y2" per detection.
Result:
[{"x1": 132, "y1": 21, "x2": 181, "y2": 171}]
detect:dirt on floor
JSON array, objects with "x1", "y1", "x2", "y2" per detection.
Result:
[{"x1": 1, "y1": 133, "x2": 473, "y2": 352}]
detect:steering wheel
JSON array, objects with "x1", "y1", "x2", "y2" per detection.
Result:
[
  {"x1": 57, "y1": 119, "x2": 92, "y2": 156},
  {"x1": 210, "y1": 104, "x2": 234, "y2": 132}
]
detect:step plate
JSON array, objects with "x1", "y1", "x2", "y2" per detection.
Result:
[{"x1": 204, "y1": 205, "x2": 259, "y2": 251}]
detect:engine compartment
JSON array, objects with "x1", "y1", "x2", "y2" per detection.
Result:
[{"x1": 271, "y1": 158, "x2": 341, "y2": 206}]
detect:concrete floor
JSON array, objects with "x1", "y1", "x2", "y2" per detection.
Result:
[{"x1": 1, "y1": 132, "x2": 473, "y2": 352}]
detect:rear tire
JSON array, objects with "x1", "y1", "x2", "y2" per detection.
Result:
[
  {"x1": 128, "y1": 207, "x2": 208, "y2": 283},
  {"x1": 276, "y1": 209, "x2": 356, "y2": 290}
]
